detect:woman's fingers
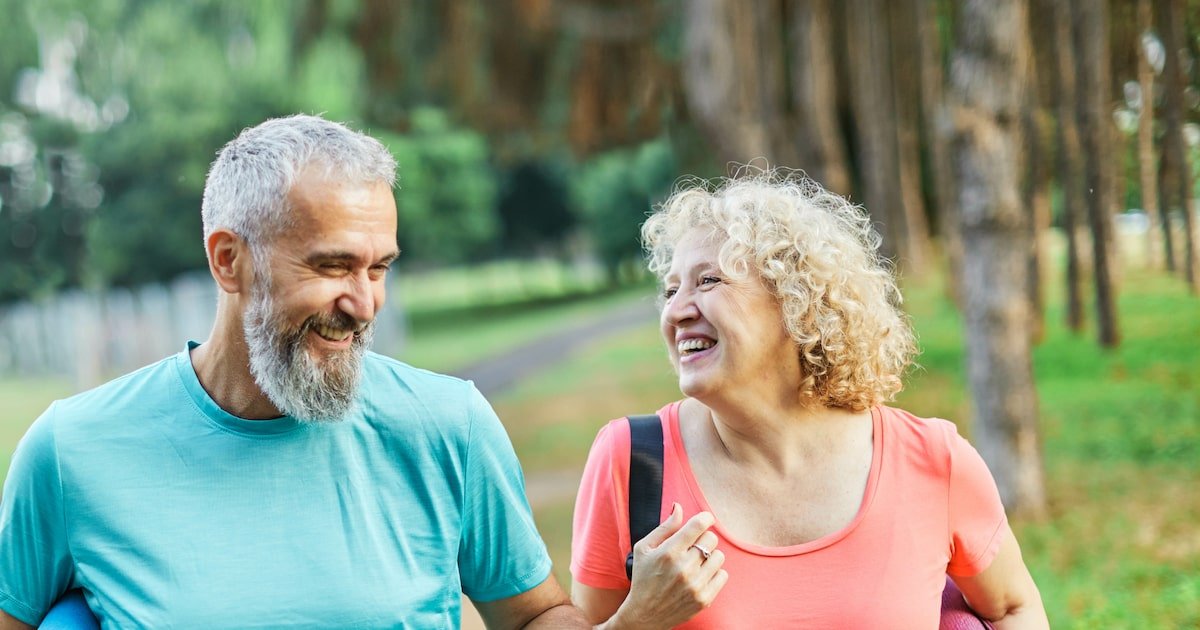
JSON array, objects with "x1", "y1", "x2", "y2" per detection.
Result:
[
  {"x1": 690, "y1": 530, "x2": 720, "y2": 561},
  {"x1": 622, "y1": 509, "x2": 728, "y2": 629},
  {"x1": 665, "y1": 510, "x2": 716, "y2": 551},
  {"x1": 636, "y1": 502, "x2": 684, "y2": 551}
]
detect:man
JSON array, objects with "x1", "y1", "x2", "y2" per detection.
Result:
[{"x1": 0, "y1": 115, "x2": 590, "y2": 628}]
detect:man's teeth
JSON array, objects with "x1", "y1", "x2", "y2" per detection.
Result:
[
  {"x1": 677, "y1": 338, "x2": 716, "y2": 354},
  {"x1": 315, "y1": 325, "x2": 353, "y2": 342}
]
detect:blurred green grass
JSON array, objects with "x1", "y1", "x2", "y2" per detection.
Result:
[{"x1": 497, "y1": 268, "x2": 1199, "y2": 629}]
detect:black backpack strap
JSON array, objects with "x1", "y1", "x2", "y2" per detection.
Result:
[{"x1": 625, "y1": 413, "x2": 664, "y2": 580}]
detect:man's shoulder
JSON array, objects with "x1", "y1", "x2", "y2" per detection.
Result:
[
  {"x1": 358, "y1": 352, "x2": 494, "y2": 431},
  {"x1": 49, "y1": 353, "x2": 181, "y2": 424},
  {"x1": 362, "y1": 352, "x2": 478, "y2": 396}
]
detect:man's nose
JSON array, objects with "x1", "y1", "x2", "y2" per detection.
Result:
[{"x1": 336, "y1": 270, "x2": 378, "y2": 325}]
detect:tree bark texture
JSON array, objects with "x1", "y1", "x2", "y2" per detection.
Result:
[
  {"x1": 949, "y1": 0, "x2": 1047, "y2": 518},
  {"x1": 787, "y1": 0, "x2": 852, "y2": 195},
  {"x1": 1073, "y1": 0, "x2": 1121, "y2": 345},
  {"x1": 1048, "y1": 0, "x2": 1087, "y2": 332},
  {"x1": 888, "y1": 0, "x2": 933, "y2": 275},
  {"x1": 681, "y1": 0, "x2": 852, "y2": 193},
  {"x1": 1137, "y1": 0, "x2": 1164, "y2": 269},
  {"x1": 915, "y1": 0, "x2": 963, "y2": 303},
  {"x1": 845, "y1": 0, "x2": 905, "y2": 265},
  {"x1": 1157, "y1": 0, "x2": 1199, "y2": 290}
]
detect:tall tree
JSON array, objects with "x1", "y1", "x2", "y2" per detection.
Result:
[
  {"x1": 680, "y1": 0, "x2": 775, "y2": 163},
  {"x1": 786, "y1": 0, "x2": 851, "y2": 195},
  {"x1": 679, "y1": 0, "x2": 851, "y2": 194},
  {"x1": 1073, "y1": 0, "x2": 1121, "y2": 346},
  {"x1": 887, "y1": 0, "x2": 932, "y2": 275},
  {"x1": 1158, "y1": 0, "x2": 1199, "y2": 291},
  {"x1": 948, "y1": 0, "x2": 1046, "y2": 517},
  {"x1": 1137, "y1": 0, "x2": 1165, "y2": 270},
  {"x1": 1023, "y1": 64, "x2": 1053, "y2": 344},
  {"x1": 845, "y1": 0, "x2": 905, "y2": 265},
  {"x1": 1049, "y1": 0, "x2": 1088, "y2": 332},
  {"x1": 915, "y1": 0, "x2": 963, "y2": 301}
]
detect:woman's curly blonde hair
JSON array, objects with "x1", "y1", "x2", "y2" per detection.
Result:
[{"x1": 641, "y1": 169, "x2": 917, "y2": 411}]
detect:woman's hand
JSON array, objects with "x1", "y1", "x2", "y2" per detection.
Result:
[{"x1": 605, "y1": 503, "x2": 729, "y2": 630}]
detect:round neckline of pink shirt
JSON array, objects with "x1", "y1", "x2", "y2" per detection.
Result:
[{"x1": 665, "y1": 400, "x2": 885, "y2": 557}]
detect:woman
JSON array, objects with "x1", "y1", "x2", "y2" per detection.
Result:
[{"x1": 570, "y1": 172, "x2": 1048, "y2": 628}]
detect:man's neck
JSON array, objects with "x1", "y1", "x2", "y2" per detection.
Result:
[{"x1": 190, "y1": 312, "x2": 283, "y2": 420}]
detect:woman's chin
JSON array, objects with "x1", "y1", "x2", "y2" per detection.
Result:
[{"x1": 678, "y1": 375, "x2": 718, "y2": 401}]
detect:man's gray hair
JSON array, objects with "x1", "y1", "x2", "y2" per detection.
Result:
[{"x1": 201, "y1": 114, "x2": 397, "y2": 250}]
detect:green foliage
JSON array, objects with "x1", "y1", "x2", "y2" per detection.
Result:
[
  {"x1": 294, "y1": 33, "x2": 364, "y2": 123},
  {"x1": 573, "y1": 137, "x2": 677, "y2": 280},
  {"x1": 380, "y1": 107, "x2": 499, "y2": 264},
  {"x1": 497, "y1": 161, "x2": 576, "y2": 255},
  {"x1": 0, "y1": 2, "x2": 305, "y2": 296}
]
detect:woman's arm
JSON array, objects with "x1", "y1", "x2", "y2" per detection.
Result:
[
  {"x1": 570, "y1": 581, "x2": 628, "y2": 626},
  {"x1": 951, "y1": 528, "x2": 1048, "y2": 629}
]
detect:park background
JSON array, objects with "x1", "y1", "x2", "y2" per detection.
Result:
[{"x1": 0, "y1": 1, "x2": 1197, "y2": 627}]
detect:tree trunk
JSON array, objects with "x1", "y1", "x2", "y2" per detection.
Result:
[
  {"x1": 1048, "y1": 0, "x2": 1087, "y2": 332},
  {"x1": 1136, "y1": 0, "x2": 1164, "y2": 269},
  {"x1": 1023, "y1": 91, "x2": 1052, "y2": 344},
  {"x1": 787, "y1": 0, "x2": 852, "y2": 195},
  {"x1": 1073, "y1": 0, "x2": 1121, "y2": 346},
  {"x1": 888, "y1": 0, "x2": 933, "y2": 275},
  {"x1": 1158, "y1": 0, "x2": 1199, "y2": 291},
  {"x1": 916, "y1": 0, "x2": 963, "y2": 304},
  {"x1": 845, "y1": 0, "x2": 904, "y2": 265},
  {"x1": 948, "y1": 0, "x2": 1047, "y2": 518},
  {"x1": 1158, "y1": 128, "x2": 1181, "y2": 271}
]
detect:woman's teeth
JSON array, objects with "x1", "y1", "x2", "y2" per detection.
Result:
[{"x1": 677, "y1": 338, "x2": 716, "y2": 354}]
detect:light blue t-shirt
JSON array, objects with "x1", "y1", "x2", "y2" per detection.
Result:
[{"x1": 0, "y1": 343, "x2": 551, "y2": 628}]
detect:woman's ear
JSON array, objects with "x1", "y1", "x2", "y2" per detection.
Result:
[{"x1": 206, "y1": 229, "x2": 252, "y2": 294}]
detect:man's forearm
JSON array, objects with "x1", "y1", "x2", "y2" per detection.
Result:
[
  {"x1": 521, "y1": 602, "x2": 592, "y2": 628},
  {"x1": 0, "y1": 608, "x2": 36, "y2": 630}
]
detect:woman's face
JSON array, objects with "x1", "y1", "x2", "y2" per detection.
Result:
[{"x1": 659, "y1": 229, "x2": 799, "y2": 404}]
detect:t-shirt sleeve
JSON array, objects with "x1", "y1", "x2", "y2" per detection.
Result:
[
  {"x1": 0, "y1": 403, "x2": 74, "y2": 625},
  {"x1": 570, "y1": 419, "x2": 632, "y2": 590},
  {"x1": 945, "y1": 428, "x2": 1010, "y2": 577},
  {"x1": 456, "y1": 386, "x2": 552, "y2": 602}
]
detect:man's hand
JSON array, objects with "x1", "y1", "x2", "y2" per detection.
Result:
[{"x1": 472, "y1": 574, "x2": 590, "y2": 629}]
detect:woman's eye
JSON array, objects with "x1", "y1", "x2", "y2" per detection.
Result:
[
  {"x1": 663, "y1": 287, "x2": 678, "y2": 299},
  {"x1": 700, "y1": 276, "x2": 721, "y2": 286}
]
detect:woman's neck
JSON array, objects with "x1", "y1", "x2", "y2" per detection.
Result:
[{"x1": 686, "y1": 395, "x2": 870, "y2": 477}]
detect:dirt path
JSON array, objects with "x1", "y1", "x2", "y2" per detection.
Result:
[
  {"x1": 452, "y1": 295, "x2": 656, "y2": 628},
  {"x1": 451, "y1": 297, "x2": 657, "y2": 398}
]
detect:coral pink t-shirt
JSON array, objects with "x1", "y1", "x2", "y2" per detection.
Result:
[{"x1": 570, "y1": 402, "x2": 1009, "y2": 629}]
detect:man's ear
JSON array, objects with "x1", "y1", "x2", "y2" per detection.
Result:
[{"x1": 207, "y1": 229, "x2": 253, "y2": 294}]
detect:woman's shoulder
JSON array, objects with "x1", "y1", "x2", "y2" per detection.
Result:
[{"x1": 877, "y1": 405, "x2": 969, "y2": 472}]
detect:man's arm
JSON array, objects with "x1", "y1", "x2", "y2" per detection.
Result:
[
  {"x1": 0, "y1": 609, "x2": 35, "y2": 630},
  {"x1": 951, "y1": 528, "x2": 1049, "y2": 629},
  {"x1": 471, "y1": 575, "x2": 590, "y2": 629}
]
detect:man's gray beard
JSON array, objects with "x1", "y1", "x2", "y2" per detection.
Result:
[{"x1": 242, "y1": 280, "x2": 374, "y2": 423}]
